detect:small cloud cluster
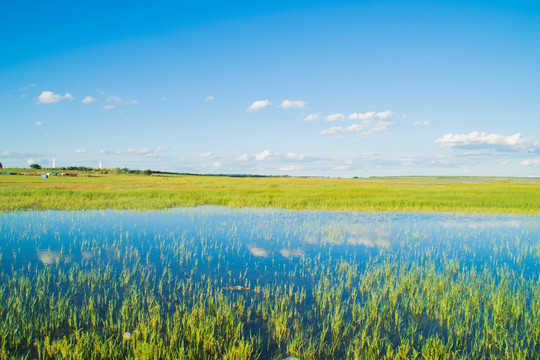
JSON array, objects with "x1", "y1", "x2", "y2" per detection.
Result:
[
  {"x1": 33, "y1": 89, "x2": 139, "y2": 109},
  {"x1": 247, "y1": 99, "x2": 305, "y2": 112},
  {"x1": 435, "y1": 131, "x2": 533, "y2": 152},
  {"x1": 346, "y1": 110, "x2": 393, "y2": 122},
  {"x1": 204, "y1": 95, "x2": 214, "y2": 102},
  {"x1": 81, "y1": 96, "x2": 97, "y2": 104},
  {"x1": 413, "y1": 120, "x2": 430, "y2": 126},
  {"x1": 325, "y1": 113, "x2": 345, "y2": 122},
  {"x1": 247, "y1": 100, "x2": 272, "y2": 112},
  {"x1": 104, "y1": 95, "x2": 138, "y2": 110},
  {"x1": 37, "y1": 91, "x2": 74, "y2": 104},
  {"x1": 255, "y1": 150, "x2": 273, "y2": 161},
  {"x1": 280, "y1": 100, "x2": 306, "y2": 109},
  {"x1": 319, "y1": 110, "x2": 396, "y2": 137},
  {"x1": 253, "y1": 150, "x2": 312, "y2": 162},
  {"x1": 521, "y1": 159, "x2": 540, "y2": 167},
  {"x1": 304, "y1": 114, "x2": 319, "y2": 122}
]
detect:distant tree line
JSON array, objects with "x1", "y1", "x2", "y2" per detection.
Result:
[{"x1": 1, "y1": 163, "x2": 302, "y2": 178}]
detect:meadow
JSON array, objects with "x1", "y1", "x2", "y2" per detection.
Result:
[{"x1": 1, "y1": 171, "x2": 539, "y2": 214}]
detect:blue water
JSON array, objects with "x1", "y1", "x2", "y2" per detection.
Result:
[{"x1": 1, "y1": 206, "x2": 539, "y2": 279}]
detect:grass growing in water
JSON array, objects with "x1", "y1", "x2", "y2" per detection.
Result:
[{"x1": 0, "y1": 208, "x2": 539, "y2": 359}]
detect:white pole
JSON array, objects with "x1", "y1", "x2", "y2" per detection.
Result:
[
  {"x1": 52, "y1": 158, "x2": 55, "y2": 168},
  {"x1": 99, "y1": 162, "x2": 102, "y2": 169}
]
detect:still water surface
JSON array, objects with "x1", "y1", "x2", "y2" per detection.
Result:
[
  {"x1": 1, "y1": 207, "x2": 540, "y2": 359},
  {"x1": 2, "y1": 206, "x2": 539, "y2": 276}
]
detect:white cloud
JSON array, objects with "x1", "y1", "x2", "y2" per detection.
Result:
[
  {"x1": 34, "y1": 121, "x2": 43, "y2": 126},
  {"x1": 521, "y1": 159, "x2": 540, "y2": 167},
  {"x1": 343, "y1": 124, "x2": 364, "y2": 132},
  {"x1": 375, "y1": 110, "x2": 393, "y2": 120},
  {"x1": 37, "y1": 91, "x2": 74, "y2": 104},
  {"x1": 20, "y1": 83, "x2": 36, "y2": 91},
  {"x1": 199, "y1": 152, "x2": 212, "y2": 157},
  {"x1": 237, "y1": 153, "x2": 250, "y2": 161},
  {"x1": 103, "y1": 95, "x2": 137, "y2": 108},
  {"x1": 248, "y1": 100, "x2": 272, "y2": 112},
  {"x1": 26, "y1": 159, "x2": 35, "y2": 165},
  {"x1": 435, "y1": 132, "x2": 530, "y2": 151},
  {"x1": 363, "y1": 120, "x2": 394, "y2": 135},
  {"x1": 255, "y1": 150, "x2": 273, "y2": 161},
  {"x1": 107, "y1": 95, "x2": 122, "y2": 103},
  {"x1": 348, "y1": 111, "x2": 375, "y2": 121},
  {"x1": 213, "y1": 162, "x2": 221, "y2": 167},
  {"x1": 280, "y1": 100, "x2": 306, "y2": 109},
  {"x1": 98, "y1": 149, "x2": 108, "y2": 154},
  {"x1": 320, "y1": 126, "x2": 343, "y2": 135},
  {"x1": 304, "y1": 114, "x2": 319, "y2": 122},
  {"x1": 74, "y1": 149, "x2": 87, "y2": 153},
  {"x1": 325, "y1": 113, "x2": 345, "y2": 122},
  {"x1": 413, "y1": 120, "x2": 430, "y2": 126},
  {"x1": 321, "y1": 110, "x2": 396, "y2": 137},
  {"x1": 204, "y1": 95, "x2": 214, "y2": 102},
  {"x1": 81, "y1": 96, "x2": 97, "y2": 104},
  {"x1": 348, "y1": 110, "x2": 393, "y2": 121}
]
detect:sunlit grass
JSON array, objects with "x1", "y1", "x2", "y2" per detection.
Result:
[{"x1": 1, "y1": 173, "x2": 539, "y2": 214}]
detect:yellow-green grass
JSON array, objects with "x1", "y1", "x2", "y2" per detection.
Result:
[{"x1": 1, "y1": 172, "x2": 539, "y2": 214}]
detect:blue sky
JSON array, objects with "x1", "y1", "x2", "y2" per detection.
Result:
[{"x1": 1, "y1": 0, "x2": 539, "y2": 176}]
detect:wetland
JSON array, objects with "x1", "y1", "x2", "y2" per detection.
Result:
[{"x1": 1, "y1": 206, "x2": 540, "y2": 359}]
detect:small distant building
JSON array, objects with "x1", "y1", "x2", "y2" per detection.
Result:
[
  {"x1": 41, "y1": 174, "x2": 48, "y2": 179},
  {"x1": 7, "y1": 172, "x2": 16, "y2": 175}
]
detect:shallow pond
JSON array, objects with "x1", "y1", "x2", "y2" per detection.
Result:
[{"x1": 1, "y1": 207, "x2": 540, "y2": 359}]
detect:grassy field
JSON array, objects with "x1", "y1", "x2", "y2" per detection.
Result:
[{"x1": 1, "y1": 170, "x2": 539, "y2": 214}]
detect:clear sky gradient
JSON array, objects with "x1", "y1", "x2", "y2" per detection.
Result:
[{"x1": 1, "y1": 0, "x2": 539, "y2": 176}]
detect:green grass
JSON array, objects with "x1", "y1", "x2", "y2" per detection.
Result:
[{"x1": 1, "y1": 171, "x2": 539, "y2": 214}]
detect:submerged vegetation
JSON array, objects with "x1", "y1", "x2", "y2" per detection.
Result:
[
  {"x1": 0, "y1": 207, "x2": 539, "y2": 359},
  {"x1": 0, "y1": 172, "x2": 539, "y2": 214}
]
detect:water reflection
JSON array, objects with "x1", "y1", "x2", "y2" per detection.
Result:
[
  {"x1": 248, "y1": 246, "x2": 270, "y2": 258},
  {"x1": 0, "y1": 207, "x2": 537, "y2": 277},
  {"x1": 279, "y1": 248, "x2": 305, "y2": 259}
]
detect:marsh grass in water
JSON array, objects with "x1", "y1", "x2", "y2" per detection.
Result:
[{"x1": 0, "y1": 207, "x2": 539, "y2": 359}]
